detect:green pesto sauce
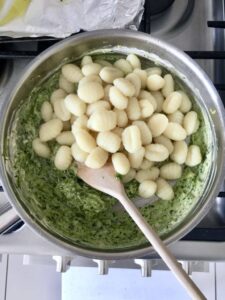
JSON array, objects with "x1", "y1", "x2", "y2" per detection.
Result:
[{"x1": 11, "y1": 68, "x2": 212, "y2": 250}]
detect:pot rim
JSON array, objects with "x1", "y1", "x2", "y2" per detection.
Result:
[{"x1": 1, "y1": 29, "x2": 225, "y2": 259}]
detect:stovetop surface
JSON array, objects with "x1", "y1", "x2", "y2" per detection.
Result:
[{"x1": 1, "y1": 0, "x2": 225, "y2": 257}]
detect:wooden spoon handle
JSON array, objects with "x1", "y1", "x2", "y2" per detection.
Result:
[{"x1": 117, "y1": 192, "x2": 206, "y2": 300}]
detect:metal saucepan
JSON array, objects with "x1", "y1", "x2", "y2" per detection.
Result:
[{"x1": 1, "y1": 29, "x2": 225, "y2": 259}]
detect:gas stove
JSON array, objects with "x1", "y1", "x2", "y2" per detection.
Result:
[{"x1": 1, "y1": 0, "x2": 225, "y2": 274}]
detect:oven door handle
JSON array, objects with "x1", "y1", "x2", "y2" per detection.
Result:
[{"x1": 0, "y1": 207, "x2": 21, "y2": 234}]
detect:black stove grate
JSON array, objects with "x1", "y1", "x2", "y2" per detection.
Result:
[{"x1": 1, "y1": 1, "x2": 225, "y2": 242}]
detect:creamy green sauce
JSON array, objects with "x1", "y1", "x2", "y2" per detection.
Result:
[{"x1": 10, "y1": 61, "x2": 212, "y2": 250}]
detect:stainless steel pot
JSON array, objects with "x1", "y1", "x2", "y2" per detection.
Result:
[{"x1": 1, "y1": 29, "x2": 225, "y2": 259}]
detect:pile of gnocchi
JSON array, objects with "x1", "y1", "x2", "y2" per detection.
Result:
[{"x1": 32, "y1": 53, "x2": 202, "y2": 200}]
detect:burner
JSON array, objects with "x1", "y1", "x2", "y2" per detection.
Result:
[{"x1": 149, "y1": 0, "x2": 175, "y2": 16}]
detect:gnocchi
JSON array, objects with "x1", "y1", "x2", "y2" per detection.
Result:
[
  {"x1": 114, "y1": 59, "x2": 133, "y2": 75},
  {"x1": 54, "y1": 146, "x2": 73, "y2": 170},
  {"x1": 147, "y1": 74, "x2": 165, "y2": 91},
  {"x1": 122, "y1": 125, "x2": 142, "y2": 153},
  {"x1": 145, "y1": 144, "x2": 169, "y2": 162},
  {"x1": 64, "y1": 94, "x2": 86, "y2": 117},
  {"x1": 112, "y1": 152, "x2": 130, "y2": 175},
  {"x1": 162, "y1": 91, "x2": 182, "y2": 114},
  {"x1": 34, "y1": 53, "x2": 203, "y2": 205},
  {"x1": 128, "y1": 147, "x2": 145, "y2": 169},
  {"x1": 185, "y1": 145, "x2": 202, "y2": 166},
  {"x1": 183, "y1": 111, "x2": 199, "y2": 135},
  {"x1": 85, "y1": 147, "x2": 108, "y2": 169},
  {"x1": 138, "y1": 180, "x2": 157, "y2": 198},
  {"x1": 62, "y1": 64, "x2": 83, "y2": 83},
  {"x1": 77, "y1": 81, "x2": 104, "y2": 104},
  {"x1": 97, "y1": 131, "x2": 121, "y2": 153},
  {"x1": 160, "y1": 163, "x2": 182, "y2": 180},
  {"x1": 56, "y1": 131, "x2": 75, "y2": 146},
  {"x1": 163, "y1": 122, "x2": 187, "y2": 141},
  {"x1": 156, "y1": 178, "x2": 174, "y2": 201},
  {"x1": 148, "y1": 113, "x2": 168, "y2": 137},
  {"x1": 41, "y1": 101, "x2": 53, "y2": 122},
  {"x1": 32, "y1": 138, "x2": 51, "y2": 158},
  {"x1": 109, "y1": 86, "x2": 128, "y2": 109},
  {"x1": 87, "y1": 110, "x2": 117, "y2": 132},
  {"x1": 39, "y1": 118, "x2": 63, "y2": 142}
]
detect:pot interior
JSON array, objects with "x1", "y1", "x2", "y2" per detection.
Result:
[{"x1": 0, "y1": 31, "x2": 221, "y2": 258}]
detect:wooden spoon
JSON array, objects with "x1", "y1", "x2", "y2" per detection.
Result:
[{"x1": 77, "y1": 162, "x2": 206, "y2": 300}]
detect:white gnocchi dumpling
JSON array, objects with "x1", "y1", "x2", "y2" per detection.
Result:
[
  {"x1": 145, "y1": 144, "x2": 169, "y2": 162},
  {"x1": 185, "y1": 145, "x2": 202, "y2": 167},
  {"x1": 39, "y1": 118, "x2": 63, "y2": 142},
  {"x1": 147, "y1": 74, "x2": 165, "y2": 91},
  {"x1": 87, "y1": 110, "x2": 117, "y2": 132},
  {"x1": 113, "y1": 78, "x2": 135, "y2": 97},
  {"x1": 162, "y1": 74, "x2": 174, "y2": 98},
  {"x1": 114, "y1": 59, "x2": 133, "y2": 75},
  {"x1": 160, "y1": 163, "x2": 182, "y2": 180},
  {"x1": 156, "y1": 178, "x2": 174, "y2": 201},
  {"x1": 81, "y1": 63, "x2": 102, "y2": 76},
  {"x1": 53, "y1": 98, "x2": 71, "y2": 121},
  {"x1": 71, "y1": 142, "x2": 88, "y2": 163},
  {"x1": 112, "y1": 152, "x2": 130, "y2": 175},
  {"x1": 54, "y1": 145, "x2": 73, "y2": 170},
  {"x1": 56, "y1": 131, "x2": 75, "y2": 146},
  {"x1": 81, "y1": 55, "x2": 93, "y2": 66},
  {"x1": 138, "y1": 180, "x2": 157, "y2": 198},
  {"x1": 32, "y1": 138, "x2": 51, "y2": 158},
  {"x1": 87, "y1": 100, "x2": 111, "y2": 116},
  {"x1": 126, "y1": 97, "x2": 141, "y2": 121},
  {"x1": 59, "y1": 74, "x2": 75, "y2": 94},
  {"x1": 61, "y1": 64, "x2": 83, "y2": 83},
  {"x1": 41, "y1": 101, "x2": 53, "y2": 122},
  {"x1": 136, "y1": 167, "x2": 159, "y2": 183},
  {"x1": 99, "y1": 66, "x2": 124, "y2": 83},
  {"x1": 85, "y1": 147, "x2": 108, "y2": 169},
  {"x1": 178, "y1": 91, "x2": 192, "y2": 113},
  {"x1": 170, "y1": 141, "x2": 188, "y2": 164},
  {"x1": 122, "y1": 125, "x2": 142, "y2": 153},
  {"x1": 163, "y1": 122, "x2": 187, "y2": 141},
  {"x1": 133, "y1": 120, "x2": 152, "y2": 145},
  {"x1": 126, "y1": 54, "x2": 141, "y2": 69},
  {"x1": 162, "y1": 91, "x2": 182, "y2": 114},
  {"x1": 183, "y1": 111, "x2": 199, "y2": 135},
  {"x1": 74, "y1": 129, "x2": 97, "y2": 153},
  {"x1": 128, "y1": 147, "x2": 145, "y2": 169},
  {"x1": 109, "y1": 86, "x2": 128, "y2": 110},
  {"x1": 148, "y1": 113, "x2": 168, "y2": 137},
  {"x1": 77, "y1": 81, "x2": 104, "y2": 104},
  {"x1": 139, "y1": 99, "x2": 154, "y2": 118},
  {"x1": 97, "y1": 131, "x2": 121, "y2": 153},
  {"x1": 64, "y1": 94, "x2": 86, "y2": 117}
]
